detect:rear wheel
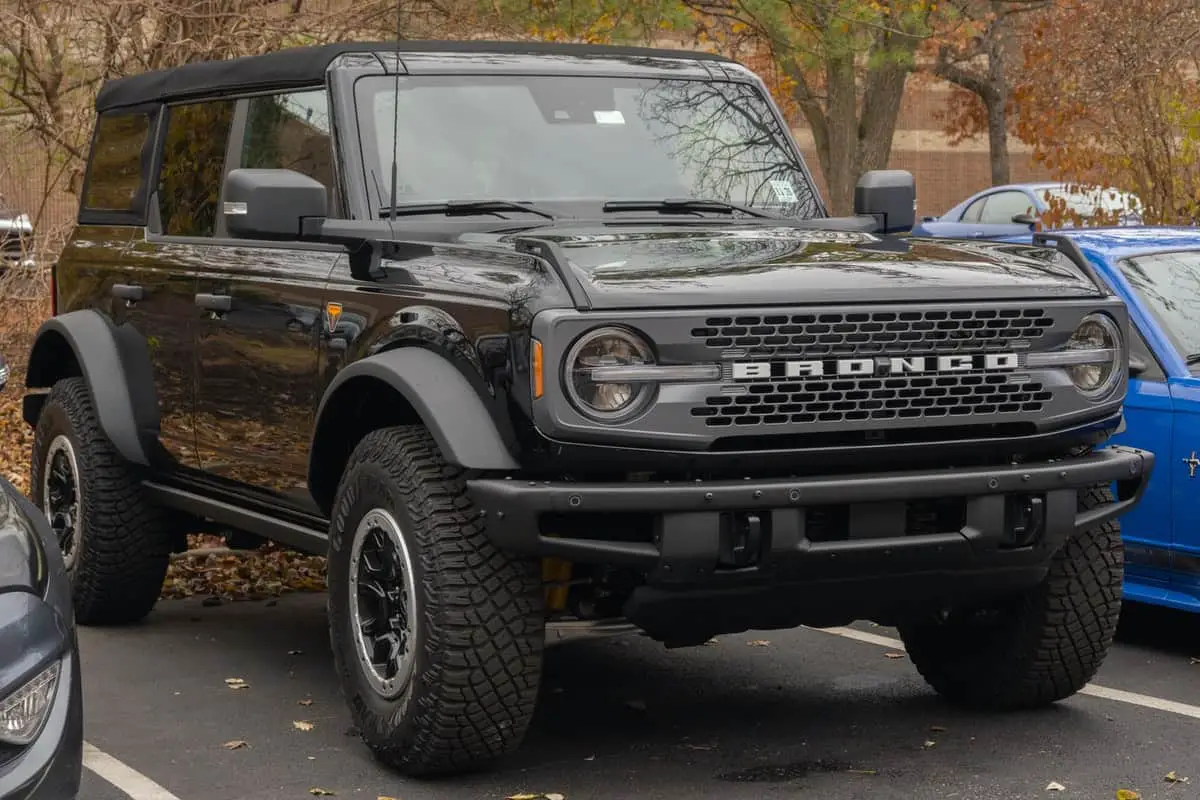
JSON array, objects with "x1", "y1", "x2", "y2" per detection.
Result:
[
  {"x1": 898, "y1": 485, "x2": 1122, "y2": 709},
  {"x1": 31, "y1": 377, "x2": 174, "y2": 625},
  {"x1": 327, "y1": 425, "x2": 544, "y2": 777}
]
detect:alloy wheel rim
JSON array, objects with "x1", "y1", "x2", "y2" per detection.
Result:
[
  {"x1": 42, "y1": 434, "x2": 81, "y2": 570},
  {"x1": 348, "y1": 508, "x2": 418, "y2": 699}
]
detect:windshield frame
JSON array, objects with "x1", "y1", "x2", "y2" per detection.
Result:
[
  {"x1": 349, "y1": 70, "x2": 825, "y2": 221},
  {"x1": 1115, "y1": 247, "x2": 1200, "y2": 370}
]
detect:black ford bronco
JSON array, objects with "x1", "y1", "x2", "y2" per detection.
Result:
[{"x1": 23, "y1": 40, "x2": 1154, "y2": 776}]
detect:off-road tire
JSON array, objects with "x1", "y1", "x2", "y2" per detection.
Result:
[
  {"x1": 327, "y1": 425, "x2": 544, "y2": 777},
  {"x1": 31, "y1": 377, "x2": 174, "y2": 625},
  {"x1": 898, "y1": 484, "x2": 1122, "y2": 710}
]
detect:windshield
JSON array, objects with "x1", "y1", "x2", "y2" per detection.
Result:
[
  {"x1": 1118, "y1": 249, "x2": 1200, "y2": 359},
  {"x1": 353, "y1": 74, "x2": 821, "y2": 218},
  {"x1": 1045, "y1": 187, "x2": 1141, "y2": 217}
]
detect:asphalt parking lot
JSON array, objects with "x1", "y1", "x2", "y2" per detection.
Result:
[{"x1": 77, "y1": 594, "x2": 1200, "y2": 800}]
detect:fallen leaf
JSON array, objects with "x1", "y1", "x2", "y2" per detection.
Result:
[
  {"x1": 683, "y1": 743, "x2": 716, "y2": 751},
  {"x1": 703, "y1": 639, "x2": 719, "y2": 646},
  {"x1": 293, "y1": 720, "x2": 314, "y2": 731},
  {"x1": 930, "y1": 725, "x2": 946, "y2": 732},
  {"x1": 222, "y1": 740, "x2": 248, "y2": 750},
  {"x1": 224, "y1": 677, "x2": 246, "y2": 686},
  {"x1": 1117, "y1": 791, "x2": 1141, "y2": 800},
  {"x1": 625, "y1": 699, "x2": 647, "y2": 712},
  {"x1": 922, "y1": 740, "x2": 936, "y2": 749},
  {"x1": 848, "y1": 768, "x2": 878, "y2": 775},
  {"x1": 747, "y1": 640, "x2": 770, "y2": 647},
  {"x1": 884, "y1": 652, "x2": 905, "y2": 659},
  {"x1": 309, "y1": 790, "x2": 335, "y2": 797},
  {"x1": 298, "y1": 699, "x2": 314, "y2": 706},
  {"x1": 1190, "y1": 657, "x2": 1200, "y2": 665},
  {"x1": 378, "y1": 796, "x2": 398, "y2": 800},
  {"x1": 1046, "y1": 782, "x2": 1065, "y2": 791},
  {"x1": 545, "y1": 795, "x2": 566, "y2": 800},
  {"x1": 504, "y1": 795, "x2": 541, "y2": 800},
  {"x1": 289, "y1": 649, "x2": 303, "y2": 655},
  {"x1": 1165, "y1": 771, "x2": 1189, "y2": 783}
]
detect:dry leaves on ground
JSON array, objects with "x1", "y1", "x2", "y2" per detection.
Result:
[
  {"x1": 293, "y1": 720, "x2": 314, "y2": 731},
  {"x1": 163, "y1": 544, "x2": 327, "y2": 602}
]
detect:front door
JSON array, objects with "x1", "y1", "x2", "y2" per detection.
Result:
[
  {"x1": 189, "y1": 88, "x2": 341, "y2": 510},
  {"x1": 1115, "y1": 373, "x2": 1175, "y2": 591},
  {"x1": 1168, "y1": 379, "x2": 1200, "y2": 599}
]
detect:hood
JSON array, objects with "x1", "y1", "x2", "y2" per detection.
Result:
[{"x1": 498, "y1": 225, "x2": 1102, "y2": 310}]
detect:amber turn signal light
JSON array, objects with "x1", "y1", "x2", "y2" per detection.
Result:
[{"x1": 532, "y1": 339, "x2": 544, "y2": 399}]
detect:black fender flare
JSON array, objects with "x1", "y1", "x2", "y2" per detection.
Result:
[
  {"x1": 23, "y1": 310, "x2": 160, "y2": 466},
  {"x1": 311, "y1": 347, "x2": 520, "y2": 475}
]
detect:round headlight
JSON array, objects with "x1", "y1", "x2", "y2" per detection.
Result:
[
  {"x1": 563, "y1": 326, "x2": 655, "y2": 422},
  {"x1": 1065, "y1": 313, "x2": 1122, "y2": 398}
]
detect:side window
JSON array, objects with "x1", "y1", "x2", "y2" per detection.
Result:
[
  {"x1": 978, "y1": 191, "x2": 1036, "y2": 224},
  {"x1": 83, "y1": 110, "x2": 153, "y2": 215},
  {"x1": 961, "y1": 196, "x2": 986, "y2": 222},
  {"x1": 1130, "y1": 324, "x2": 1167, "y2": 382},
  {"x1": 158, "y1": 99, "x2": 236, "y2": 237},
  {"x1": 241, "y1": 90, "x2": 336, "y2": 211}
]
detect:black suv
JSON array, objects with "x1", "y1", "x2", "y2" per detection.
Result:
[{"x1": 22, "y1": 40, "x2": 1153, "y2": 777}]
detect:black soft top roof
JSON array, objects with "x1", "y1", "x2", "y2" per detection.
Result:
[{"x1": 94, "y1": 39, "x2": 734, "y2": 113}]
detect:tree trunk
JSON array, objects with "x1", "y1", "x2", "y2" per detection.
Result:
[
  {"x1": 985, "y1": 3, "x2": 1012, "y2": 185},
  {"x1": 822, "y1": 53, "x2": 859, "y2": 215},
  {"x1": 986, "y1": 96, "x2": 1011, "y2": 185}
]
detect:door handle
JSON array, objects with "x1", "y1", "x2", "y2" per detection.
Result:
[
  {"x1": 195, "y1": 293, "x2": 232, "y2": 312},
  {"x1": 112, "y1": 283, "x2": 145, "y2": 301}
]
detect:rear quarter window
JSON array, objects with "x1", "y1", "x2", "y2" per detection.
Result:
[{"x1": 81, "y1": 109, "x2": 156, "y2": 223}]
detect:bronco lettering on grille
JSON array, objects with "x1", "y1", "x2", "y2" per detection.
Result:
[{"x1": 730, "y1": 353, "x2": 1020, "y2": 380}]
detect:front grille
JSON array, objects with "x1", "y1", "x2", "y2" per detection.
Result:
[
  {"x1": 693, "y1": 372, "x2": 1054, "y2": 428},
  {"x1": 691, "y1": 308, "x2": 1053, "y2": 356}
]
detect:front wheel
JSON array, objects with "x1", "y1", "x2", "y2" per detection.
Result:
[
  {"x1": 898, "y1": 485, "x2": 1122, "y2": 710},
  {"x1": 327, "y1": 426, "x2": 545, "y2": 777}
]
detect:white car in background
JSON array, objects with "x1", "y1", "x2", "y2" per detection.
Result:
[{"x1": 0, "y1": 201, "x2": 34, "y2": 274}]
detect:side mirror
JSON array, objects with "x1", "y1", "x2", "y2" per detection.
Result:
[
  {"x1": 0, "y1": 353, "x2": 7, "y2": 392},
  {"x1": 222, "y1": 168, "x2": 328, "y2": 240},
  {"x1": 854, "y1": 170, "x2": 916, "y2": 234},
  {"x1": 1012, "y1": 213, "x2": 1038, "y2": 227},
  {"x1": 1129, "y1": 353, "x2": 1148, "y2": 377}
]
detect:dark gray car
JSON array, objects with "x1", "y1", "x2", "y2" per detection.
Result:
[{"x1": 0, "y1": 351, "x2": 82, "y2": 800}]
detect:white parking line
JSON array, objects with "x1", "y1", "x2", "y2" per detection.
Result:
[
  {"x1": 812, "y1": 626, "x2": 1200, "y2": 721},
  {"x1": 83, "y1": 741, "x2": 183, "y2": 800}
]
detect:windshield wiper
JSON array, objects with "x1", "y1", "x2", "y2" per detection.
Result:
[
  {"x1": 602, "y1": 198, "x2": 780, "y2": 219},
  {"x1": 380, "y1": 200, "x2": 557, "y2": 220}
]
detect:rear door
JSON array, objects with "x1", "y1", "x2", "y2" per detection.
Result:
[
  {"x1": 190, "y1": 88, "x2": 343, "y2": 511},
  {"x1": 70, "y1": 105, "x2": 202, "y2": 472}
]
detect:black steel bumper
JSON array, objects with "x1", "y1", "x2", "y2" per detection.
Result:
[{"x1": 468, "y1": 445, "x2": 1154, "y2": 592}]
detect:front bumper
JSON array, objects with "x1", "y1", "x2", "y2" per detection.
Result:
[
  {"x1": 468, "y1": 445, "x2": 1153, "y2": 627},
  {"x1": 0, "y1": 594, "x2": 82, "y2": 800},
  {"x1": 0, "y1": 478, "x2": 82, "y2": 800}
]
